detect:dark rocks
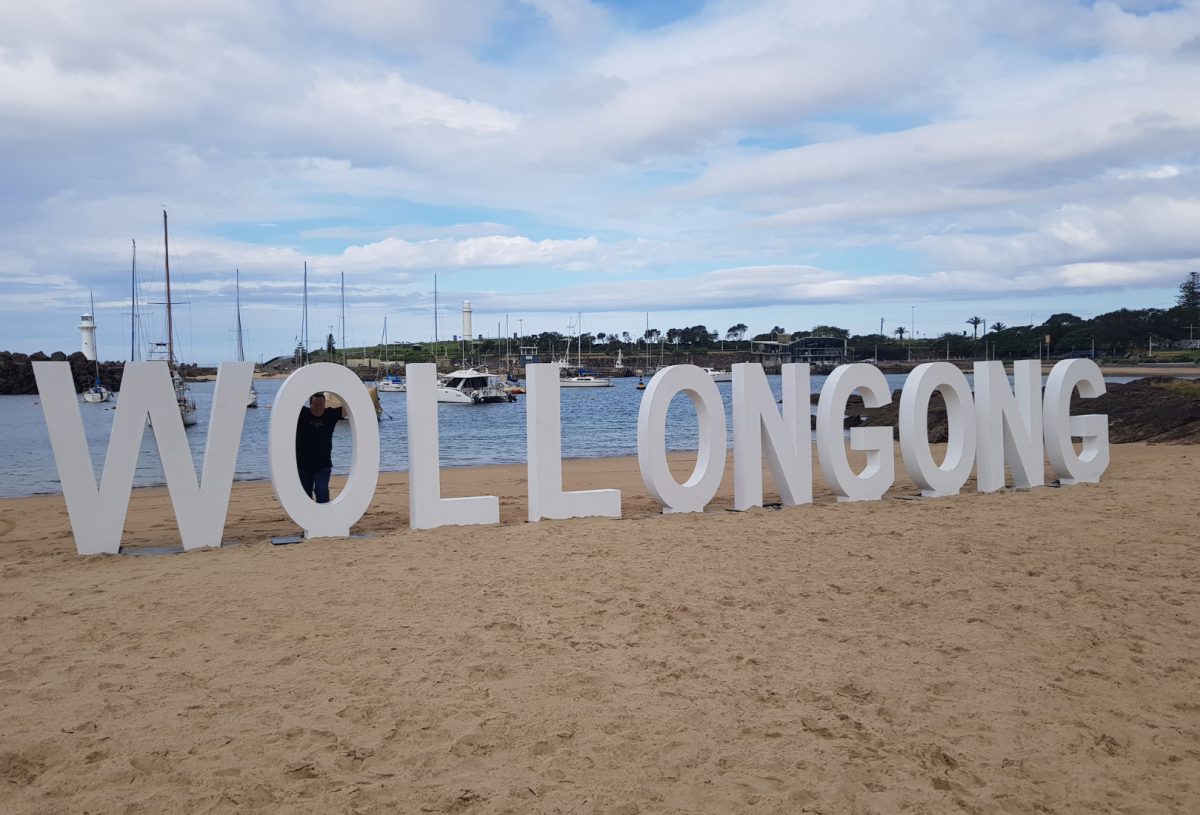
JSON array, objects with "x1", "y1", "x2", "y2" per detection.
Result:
[
  {"x1": 0, "y1": 352, "x2": 126, "y2": 395},
  {"x1": 858, "y1": 377, "x2": 1200, "y2": 445}
]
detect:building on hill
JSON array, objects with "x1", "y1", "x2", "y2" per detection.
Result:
[{"x1": 751, "y1": 335, "x2": 849, "y2": 371}]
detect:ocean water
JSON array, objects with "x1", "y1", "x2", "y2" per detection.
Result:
[{"x1": 0, "y1": 371, "x2": 1148, "y2": 499}]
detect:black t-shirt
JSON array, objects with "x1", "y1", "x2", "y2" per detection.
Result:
[{"x1": 295, "y1": 406, "x2": 343, "y2": 470}]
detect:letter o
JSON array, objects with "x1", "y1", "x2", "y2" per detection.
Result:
[
  {"x1": 268, "y1": 363, "x2": 380, "y2": 538},
  {"x1": 899, "y1": 362, "x2": 977, "y2": 497},
  {"x1": 637, "y1": 365, "x2": 727, "y2": 513}
]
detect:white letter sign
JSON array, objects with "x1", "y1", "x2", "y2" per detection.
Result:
[
  {"x1": 974, "y1": 360, "x2": 1044, "y2": 492},
  {"x1": 1043, "y1": 359, "x2": 1109, "y2": 485},
  {"x1": 732, "y1": 362, "x2": 812, "y2": 510},
  {"x1": 816, "y1": 363, "x2": 895, "y2": 502},
  {"x1": 637, "y1": 365, "x2": 727, "y2": 513},
  {"x1": 899, "y1": 362, "x2": 977, "y2": 497},
  {"x1": 405, "y1": 364, "x2": 500, "y2": 529},
  {"x1": 526, "y1": 364, "x2": 620, "y2": 521},
  {"x1": 34, "y1": 361, "x2": 252, "y2": 554},
  {"x1": 268, "y1": 363, "x2": 380, "y2": 538}
]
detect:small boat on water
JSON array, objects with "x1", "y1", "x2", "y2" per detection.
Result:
[
  {"x1": 152, "y1": 211, "x2": 197, "y2": 426},
  {"x1": 556, "y1": 315, "x2": 613, "y2": 388},
  {"x1": 82, "y1": 382, "x2": 111, "y2": 403},
  {"x1": 437, "y1": 369, "x2": 515, "y2": 404},
  {"x1": 702, "y1": 366, "x2": 732, "y2": 382},
  {"x1": 378, "y1": 374, "x2": 406, "y2": 392},
  {"x1": 560, "y1": 374, "x2": 613, "y2": 387},
  {"x1": 234, "y1": 269, "x2": 257, "y2": 408},
  {"x1": 375, "y1": 315, "x2": 406, "y2": 392}
]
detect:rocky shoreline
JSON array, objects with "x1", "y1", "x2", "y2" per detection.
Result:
[
  {"x1": 0, "y1": 351, "x2": 209, "y2": 395},
  {"x1": 856, "y1": 376, "x2": 1200, "y2": 444}
]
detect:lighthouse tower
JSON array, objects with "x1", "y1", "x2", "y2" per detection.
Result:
[
  {"x1": 79, "y1": 310, "x2": 97, "y2": 361},
  {"x1": 462, "y1": 300, "x2": 473, "y2": 342}
]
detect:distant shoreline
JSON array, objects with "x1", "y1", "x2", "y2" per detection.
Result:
[{"x1": 183, "y1": 362, "x2": 1199, "y2": 382}]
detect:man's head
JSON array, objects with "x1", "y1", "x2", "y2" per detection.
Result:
[{"x1": 309, "y1": 392, "x2": 326, "y2": 416}]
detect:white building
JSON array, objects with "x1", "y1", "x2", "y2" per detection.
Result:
[{"x1": 79, "y1": 311, "x2": 97, "y2": 361}]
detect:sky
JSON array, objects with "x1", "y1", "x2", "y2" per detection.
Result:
[{"x1": 1, "y1": 0, "x2": 1198, "y2": 363}]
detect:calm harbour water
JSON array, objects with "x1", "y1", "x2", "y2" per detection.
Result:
[{"x1": 1, "y1": 371, "x2": 1147, "y2": 499}]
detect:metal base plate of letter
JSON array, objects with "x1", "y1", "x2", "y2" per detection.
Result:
[{"x1": 272, "y1": 531, "x2": 376, "y2": 545}]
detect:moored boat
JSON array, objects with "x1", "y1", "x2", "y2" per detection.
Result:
[
  {"x1": 378, "y1": 374, "x2": 406, "y2": 392},
  {"x1": 82, "y1": 383, "x2": 111, "y2": 403},
  {"x1": 437, "y1": 369, "x2": 516, "y2": 404},
  {"x1": 560, "y1": 374, "x2": 613, "y2": 387}
]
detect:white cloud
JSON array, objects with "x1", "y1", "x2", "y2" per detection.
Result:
[
  {"x1": 1, "y1": 0, "x2": 1198, "y2": 361},
  {"x1": 338, "y1": 234, "x2": 603, "y2": 270}
]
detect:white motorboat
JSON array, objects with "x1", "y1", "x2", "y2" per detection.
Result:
[
  {"x1": 560, "y1": 374, "x2": 612, "y2": 387},
  {"x1": 702, "y1": 367, "x2": 732, "y2": 382},
  {"x1": 436, "y1": 369, "x2": 515, "y2": 404}
]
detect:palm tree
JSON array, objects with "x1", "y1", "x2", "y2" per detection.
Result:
[
  {"x1": 990, "y1": 322, "x2": 1006, "y2": 333},
  {"x1": 893, "y1": 326, "x2": 907, "y2": 341},
  {"x1": 967, "y1": 316, "x2": 983, "y2": 340}
]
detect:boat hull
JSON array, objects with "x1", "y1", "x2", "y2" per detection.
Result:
[
  {"x1": 560, "y1": 377, "x2": 612, "y2": 387},
  {"x1": 82, "y1": 387, "x2": 111, "y2": 403}
]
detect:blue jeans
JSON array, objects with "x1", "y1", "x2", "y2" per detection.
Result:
[{"x1": 299, "y1": 467, "x2": 332, "y2": 503}]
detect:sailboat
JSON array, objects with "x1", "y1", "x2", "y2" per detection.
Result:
[
  {"x1": 636, "y1": 313, "x2": 650, "y2": 390},
  {"x1": 560, "y1": 314, "x2": 612, "y2": 387},
  {"x1": 376, "y1": 314, "x2": 405, "y2": 392},
  {"x1": 81, "y1": 291, "x2": 111, "y2": 403},
  {"x1": 151, "y1": 210, "x2": 197, "y2": 426},
  {"x1": 235, "y1": 269, "x2": 258, "y2": 407}
]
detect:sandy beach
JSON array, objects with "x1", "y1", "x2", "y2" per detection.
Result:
[{"x1": 1, "y1": 445, "x2": 1197, "y2": 813}]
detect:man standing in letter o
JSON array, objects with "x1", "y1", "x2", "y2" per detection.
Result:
[{"x1": 296, "y1": 392, "x2": 342, "y2": 503}]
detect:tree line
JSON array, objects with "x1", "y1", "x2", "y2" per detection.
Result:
[{"x1": 321, "y1": 271, "x2": 1200, "y2": 364}]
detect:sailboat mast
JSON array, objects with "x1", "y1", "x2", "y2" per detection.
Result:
[
  {"x1": 130, "y1": 239, "x2": 137, "y2": 361},
  {"x1": 433, "y1": 273, "x2": 439, "y2": 361},
  {"x1": 90, "y1": 290, "x2": 99, "y2": 377},
  {"x1": 236, "y1": 268, "x2": 246, "y2": 363},
  {"x1": 163, "y1": 210, "x2": 174, "y2": 369},
  {"x1": 340, "y1": 271, "x2": 346, "y2": 364},
  {"x1": 302, "y1": 261, "x2": 309, "y2": 364},
  {"x1": 645, "y1": 313, "x2": 649, "y2": 369}
]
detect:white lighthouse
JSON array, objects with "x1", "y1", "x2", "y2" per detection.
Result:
[
  {"x1": 79, "y1": 309, "x2": 97, "y2": 361},
  {"x1": 462, "y1": 300, "x2": 473, "y2": 343}
]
